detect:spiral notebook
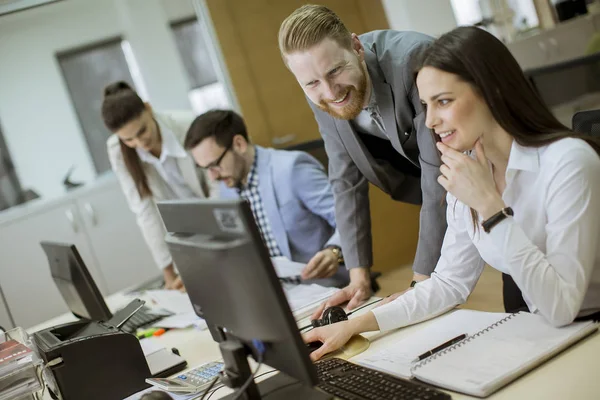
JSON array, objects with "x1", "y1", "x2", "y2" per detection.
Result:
[{"x1": 409, "y1": 312, "x2": 597, "y2": 397}]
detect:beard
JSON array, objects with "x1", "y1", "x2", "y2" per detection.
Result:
[
  {"x1": 317, "y1": 63, "x2": 368, "y2": 120},
  {"x1": 216, "y1": 152, "x2": 247, "y2": 188}
]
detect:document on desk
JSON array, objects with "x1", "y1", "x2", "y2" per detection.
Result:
[
  {"x1": 271, "y1": 256, "x2": 305, "y2": 278},
  {"x1": 282, "y1": 283, "x2": 339, "y2": 319},
  {"x1": 145, "y1": 290, "x2": 195, "y2": 315},
  {"x1": 352, "y1": 309, "x2": 509, "y2": 379},
  {"x1": 123, "y1": 386, "x2": 199, "y2": 400}
]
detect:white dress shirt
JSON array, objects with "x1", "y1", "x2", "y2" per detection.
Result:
[
  {"x1": 136, "y1": 120, "x2": 198, "y2": 200},
  {"x1": 373, "y1": 138, "x2": 600, "y2": 330}
]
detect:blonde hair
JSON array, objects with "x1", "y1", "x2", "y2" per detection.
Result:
[{"x1": 278, "y1": 4, "x2": 352, "y2": 59}]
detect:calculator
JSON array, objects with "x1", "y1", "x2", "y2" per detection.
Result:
[{"x1": 146, "y1": 361, "x2": 224, "y2": 394}]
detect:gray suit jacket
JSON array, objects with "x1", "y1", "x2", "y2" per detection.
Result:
[{"x1": 307, "y1": 30, "x2": 447, "y2": 275}]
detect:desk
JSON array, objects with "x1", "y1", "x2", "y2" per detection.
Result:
[{"x1": 28, "y1": 294, "x2": 600, "y2": 400}]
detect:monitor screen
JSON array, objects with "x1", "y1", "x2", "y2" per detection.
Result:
[
  {"x1": 158, "y1": 199, "x2": 318, "y2": 390},
  {"x1": 41, "y1": 241, "x2": 112, "y2": 322},
  {"x1": 525, "y1": 52, "x2": 600, "y2": 128}
]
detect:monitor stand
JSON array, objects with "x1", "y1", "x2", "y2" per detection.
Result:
[{"x1": 219, "y1": 341, "x2": 332, "y2": 400}]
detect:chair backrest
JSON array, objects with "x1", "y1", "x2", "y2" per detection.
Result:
[
  {"x1": 285, "y1": 139, "x2": 329, "y2": 171},
  {"x1": 572, "y1": 109, "x2": 600, "y2": 137}
]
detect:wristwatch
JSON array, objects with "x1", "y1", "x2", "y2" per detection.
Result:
[
  {"x1": 326, "y1": 246, "x2": 344, "y2": 265},
  {"x1": 482, "y1": 207, "x2": 514, "y2": 233}
]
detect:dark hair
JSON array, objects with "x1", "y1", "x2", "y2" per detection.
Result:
[
  {"x1": 140, "y1": 391, "x2": 174, "y2": 400},
  {"x1": 415, "y1": 26, "x2": 600, "y2": 226},
  {"x1": 101, "y1": 81, "x2": 151, "y2": 198},
  {"x1": 184, "y1": 109, "x2": 249, "y2": 150}
]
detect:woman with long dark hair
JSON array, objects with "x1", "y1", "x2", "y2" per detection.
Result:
[
  {"x1": 303, "y1": 26, "x2": 600, "y2": 361},
  {"x1": 102, "y1": 81, "x2": 216, "y2": 290}
]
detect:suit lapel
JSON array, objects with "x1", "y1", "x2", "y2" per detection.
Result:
[
  {"x1": 255, "y1": 147, "x2": 291, "y2": 258},
  {"x1": 333, "y1": 119, "x2": 385, "y2": 189},
  {"x1": 373, "y1": 79, "x2": 410, "y2": 160},
  {"x1": 364, "y1": 46, "x2": 411, "y2": 160}
]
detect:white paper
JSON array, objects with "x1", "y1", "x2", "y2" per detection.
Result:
[
  {"x1": 145, "y1": 290, "x2": 195, "y2": 315},
  {"x1": 283, "y1": 283, "x2": 339, "y2": 316},
  {"x1": 151, "y1": 312, "x2": 207, "y2": 330},
  {"x1": 123, "y1": 386, "x2": 200, "y2": 400},
  {"x1": 139, "y1": 337, "x2": 164, "y2": 357},
  {"x1": 353, "y1": 309, "x2": 510, "y2": 379},
  {"x1": 271, "y1": 256, "x2": 305, "y2": 278}
]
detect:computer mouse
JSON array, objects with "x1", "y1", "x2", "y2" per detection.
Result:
[{"x1": 306, "y1": 341, "x2": 324, "y2": 354}]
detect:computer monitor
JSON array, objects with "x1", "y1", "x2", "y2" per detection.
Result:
[
  {"x1": 525, "y1": 52, "x2": 600, "y2": 127},
  {"x1": 41, "y1": 241, "x2": 112, "y2": 321},
  {"x1": 158, "y1": 199, "x2": 331, "y2": 400}
]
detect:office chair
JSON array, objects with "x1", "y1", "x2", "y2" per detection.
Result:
[
  {"x1": 285, "y1": 139, "x2": 382, "y2": 293},
  {"x1": 573, "y1": 109, "x2": 600, "y2": 136}
]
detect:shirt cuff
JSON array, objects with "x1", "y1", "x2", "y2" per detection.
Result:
[
  {"x1": 371, "y1": 300, "x2": 410, "y2": 332},
  {"x1": 484, "y1": 214, "x2": 513, "y2": 242}
]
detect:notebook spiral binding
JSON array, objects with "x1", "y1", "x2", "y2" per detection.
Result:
[{"x1": 411, "y1": 313, "x2": 518, "y2": 372}]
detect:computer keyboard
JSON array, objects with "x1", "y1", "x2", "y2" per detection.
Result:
[
  {"x1": 121, "y1": 306, "x2": 165, "y2": 334},
  {"x1": 315, "y1": 358, "x2": 451, "y2": 400}
]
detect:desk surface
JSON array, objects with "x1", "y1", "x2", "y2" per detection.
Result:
[{"x1": 29, "y1": 294, "x2": 600, "y2": 400}]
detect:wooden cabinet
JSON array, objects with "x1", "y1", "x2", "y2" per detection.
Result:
[
  {"x1": 206, "y1": 0, "x2": 389, "y2": 148},
  {"x1": 0, "y1": 175, "x2": 158, "y2": 328}
]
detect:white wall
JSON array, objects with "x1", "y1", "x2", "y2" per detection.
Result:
[
  {"x1": 382, "y1": 0, "x2": 458, "y2": 38},
  {"x1": 0, "y1": 0, "x2": 196, "y2": 199}
]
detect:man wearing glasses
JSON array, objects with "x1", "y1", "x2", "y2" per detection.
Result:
[{"x1": 184, "y1": 109, "x2": 349, "y2": 287}]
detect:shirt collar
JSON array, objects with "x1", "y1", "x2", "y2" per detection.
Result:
[
  {"x1": 241, "y1": 146, "x2": 259, "y2": 190},
  {"x1": 506, "y1": 140, "x2": 540, "y2": 173},
  {"x1": 363, "y1": 83, "x2": 377, "y2": 112},
  {"x1": 136, "y1": 117, "x2": 187, "y2": 163}
]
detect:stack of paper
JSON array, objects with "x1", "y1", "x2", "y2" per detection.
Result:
[
  {"x1": 282, "y1": 284, "x2": 339, "y2": 320},
  {"x1": 145, "y1": 290, "x2": 207, "y2": 330},
  {"x1": 0, "y1": 339, "x2": 42, "y2": 400}
]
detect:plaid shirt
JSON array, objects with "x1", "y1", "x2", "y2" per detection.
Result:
[{"x1": 238, "y1": 150, "x2": 283, "y2": 258}]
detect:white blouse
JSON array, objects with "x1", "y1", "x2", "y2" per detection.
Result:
[{"x1": 373, "y1": 138, "x2": 600, "y2": 330}]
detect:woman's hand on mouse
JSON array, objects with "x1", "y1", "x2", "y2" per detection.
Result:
[
  {"x1": 302, "y1": 312, "x2": 380, "y2": 361},
  {"x1": 302, "y1": 321, "x2": 354, "y2": 361}
]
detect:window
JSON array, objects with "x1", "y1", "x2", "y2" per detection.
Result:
[
  {"x1": 57, "y1": 38, "x2": 140, "y2": 174},
  {"x1": 171, "y1": 18, "x2": 230, "y2": 114}
]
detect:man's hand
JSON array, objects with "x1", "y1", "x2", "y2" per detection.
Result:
[
  {"x1": 311, "y1": 267, "x2": 371, "y2": 320},
  {"x1": 412, "y1": 272, "x2": 430, "y2": 284},
  {"x1": 302, "y1": 249, "x2": 339, "y2": 280}
]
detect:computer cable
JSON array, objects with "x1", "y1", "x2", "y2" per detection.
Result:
[
  {"x1": 198, "y1": 375, "x2": 221, "y2": 400},
  {"x1": 298, "y1": 297, "x2": 385, "y2": 332}
]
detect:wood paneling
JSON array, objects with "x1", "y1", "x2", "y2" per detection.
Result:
[{"x1": 207, "y1": 0, "x2": 422, "y2": 273}]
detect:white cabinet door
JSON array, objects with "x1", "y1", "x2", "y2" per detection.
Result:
[
  {"x1": 0, "y1": 202, "x2": 104, "y2": 328},
  {"x1": 75, "y1": 178, "x2": 158, "y2": 295},
  {"x1": 0, "y1": 286, "x2": 14, "y2": 330}
]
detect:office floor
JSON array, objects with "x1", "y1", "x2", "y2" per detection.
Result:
[{"x1": 377, "y1": 265, "x2": 505, "y2": 312}]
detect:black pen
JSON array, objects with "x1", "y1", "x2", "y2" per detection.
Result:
[{"x1": 413, "y1": 334, "x2": 467, "y2": 362}]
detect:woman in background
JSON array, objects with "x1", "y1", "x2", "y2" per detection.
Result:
[
  {"x1": 304, "y1": 26, "x2": 600, "y2": 361},
  {"x1": 102, "y1": 81, "x2": 217, "y2": 290}
]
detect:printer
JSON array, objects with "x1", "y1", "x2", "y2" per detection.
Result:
[{"x1": 33, "y1": 300, "x2": 187, "y2": 400}]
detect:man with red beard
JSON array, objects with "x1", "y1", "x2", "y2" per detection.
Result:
[{"x1": 279, "y1": 5, "x2": 447, "y2": 313}]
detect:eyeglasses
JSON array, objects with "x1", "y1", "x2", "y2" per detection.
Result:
[{"x1": 200, "y1": 142, "x2": 232, "y2": 171}]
